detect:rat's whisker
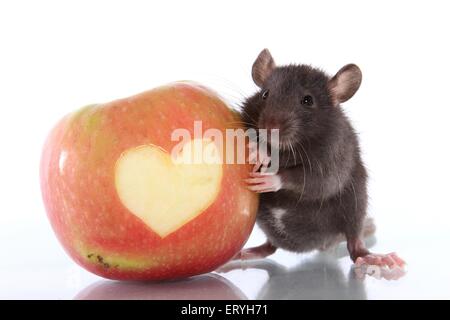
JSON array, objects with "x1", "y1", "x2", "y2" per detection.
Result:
[
  {"x1": 226, "y1": 120, "x2": 256, "y2": 127},
  {"x1": 295, "y1": 148, "x2": 307, "y2": 208},
  {"x1": 285, "y1": 142, "x2": 291, "y2": 167},
  {"x1": 289, "y1": 141, "x2": 297, "y2": 166},
  {"x1": 239, "y1": 109, "x2": 258, "y2": 125},
  {"x1": 298, "y1": 142, "x2": 312, "y2": 174}
]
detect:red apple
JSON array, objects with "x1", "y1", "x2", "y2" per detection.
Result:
[{"x1": 40, "y1": 81, "x2": 258, "y2": 280}]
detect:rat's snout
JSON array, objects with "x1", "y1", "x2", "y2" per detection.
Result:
[
  {"x1": 259, "y1": 115, "x2": 283, "y2": 135},
  {"x1": 261, "y1": 118, "x2": 281, "y2": 132},
  {"x1": 258, "y1": 113, "x2": 292, "y2": 144},
  {"x1": 258, "y1": 107, "x2": 300, "y2": 148}
]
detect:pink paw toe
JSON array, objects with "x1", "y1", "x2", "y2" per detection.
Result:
[{"x1": 355, "y1": 252, "x2": 406, "y2": 269}]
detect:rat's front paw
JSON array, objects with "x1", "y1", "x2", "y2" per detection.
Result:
[
  {"x1": 245, "y1": 172, "x2": 282, "y2": 193},
  {"x1": 248, "y1": 141, "x2": 271, "y2": 173}
]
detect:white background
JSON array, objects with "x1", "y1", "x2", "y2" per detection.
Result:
[{"x1": 0, "y1": 0, "x2": 449, "y2": 299}]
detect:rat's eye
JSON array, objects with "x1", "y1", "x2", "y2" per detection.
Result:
[
  {"x1": 301, "y1": 95, "x2": 314, "y2": 106},
  {"x1": 262, "y1": 90, "x2": 269, "y2": 100}
]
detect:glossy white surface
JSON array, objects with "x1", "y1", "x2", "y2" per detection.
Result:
[
  {"x1": 1, "y1": 0, "x2": 450, "y2": 300},
  {"x1": 1, "y1": 219, "x2": 449, "y2": 299}
]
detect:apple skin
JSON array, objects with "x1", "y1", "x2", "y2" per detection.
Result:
[{"x1": 40, "y1": 81, "x2": 258, "y2": 281}]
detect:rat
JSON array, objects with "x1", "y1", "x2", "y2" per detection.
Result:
[{"x1": 236, "y1": 49, "x2": 405, "y2": 268}]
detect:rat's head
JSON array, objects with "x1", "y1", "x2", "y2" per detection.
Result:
[{"x1": 250, "y1": 49, "x2": 362, "y2": 148}]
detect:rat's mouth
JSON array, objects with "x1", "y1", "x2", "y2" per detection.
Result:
[
  {"x1": 258, "y1": 114, "x2": 301, "y2": 151},
  {"x1": 260, "y1": 132, "x2": 296, "y2": 152}
]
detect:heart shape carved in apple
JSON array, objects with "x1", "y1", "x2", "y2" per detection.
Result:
[{"x1": 114, "y1": 139, "x2": 223, "y2": 238}]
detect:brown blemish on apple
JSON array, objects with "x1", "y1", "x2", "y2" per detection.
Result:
[
  {"x1": 96, "y1": 255, "x2": 110, "y2": 269},
  {"x1": 86, "y1": 253, "x2": 114, "y2": 269},
  {"x1": 81, "y1": 247, "x2": 162, "y2": 271}
]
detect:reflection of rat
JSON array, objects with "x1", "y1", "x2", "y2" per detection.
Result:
[
  {"x1": 237, "y1": 49, "x2": 405, "y2": 268},
  {"x1": 220, "y1": 257, "x2": 368, "y2": 299}
]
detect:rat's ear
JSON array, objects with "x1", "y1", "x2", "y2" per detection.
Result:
[
  {"x1": 252, "y1": 49, "x2": 276, "y2": 87},
  {"x1": 328, "y1": 64, "x2": 362, "y2": 106}
]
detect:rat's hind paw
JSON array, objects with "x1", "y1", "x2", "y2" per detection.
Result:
[
  {"x1": 233, "y1": 248, "x2": 266, "y2": 260},
  {"x1": 353, "y1": 259, "x2": 406, "y2": 280},
  {"x1": 355, "y1": 252, "x2": 406, "y2": 269},
  {"x1": 231, "y1": 242, "x2": 277, "y2": 261}
]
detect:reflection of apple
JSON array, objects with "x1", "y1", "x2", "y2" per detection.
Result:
[
  {"x1": 40, "y1": 82, "x2": 258, "y2": 280},
  {"x1": 74, "y1": 273, "x2": 247, "y2": 300}
]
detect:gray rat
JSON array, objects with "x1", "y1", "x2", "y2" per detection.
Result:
[{"x1": 237, "y1": 49, "x2": 405, "y2": 268}]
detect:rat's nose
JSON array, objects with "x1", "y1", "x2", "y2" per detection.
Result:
[
  {"x1": 263, "y1": 119, "x2": 280, "y2": 131},
  {"x1": 260, "y1": 117, "x2": 284, "y2": 144}
]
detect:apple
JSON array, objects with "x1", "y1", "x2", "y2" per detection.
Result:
[{"x1": 40, "y1": 81, "x2": 258, "y2": 280}]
